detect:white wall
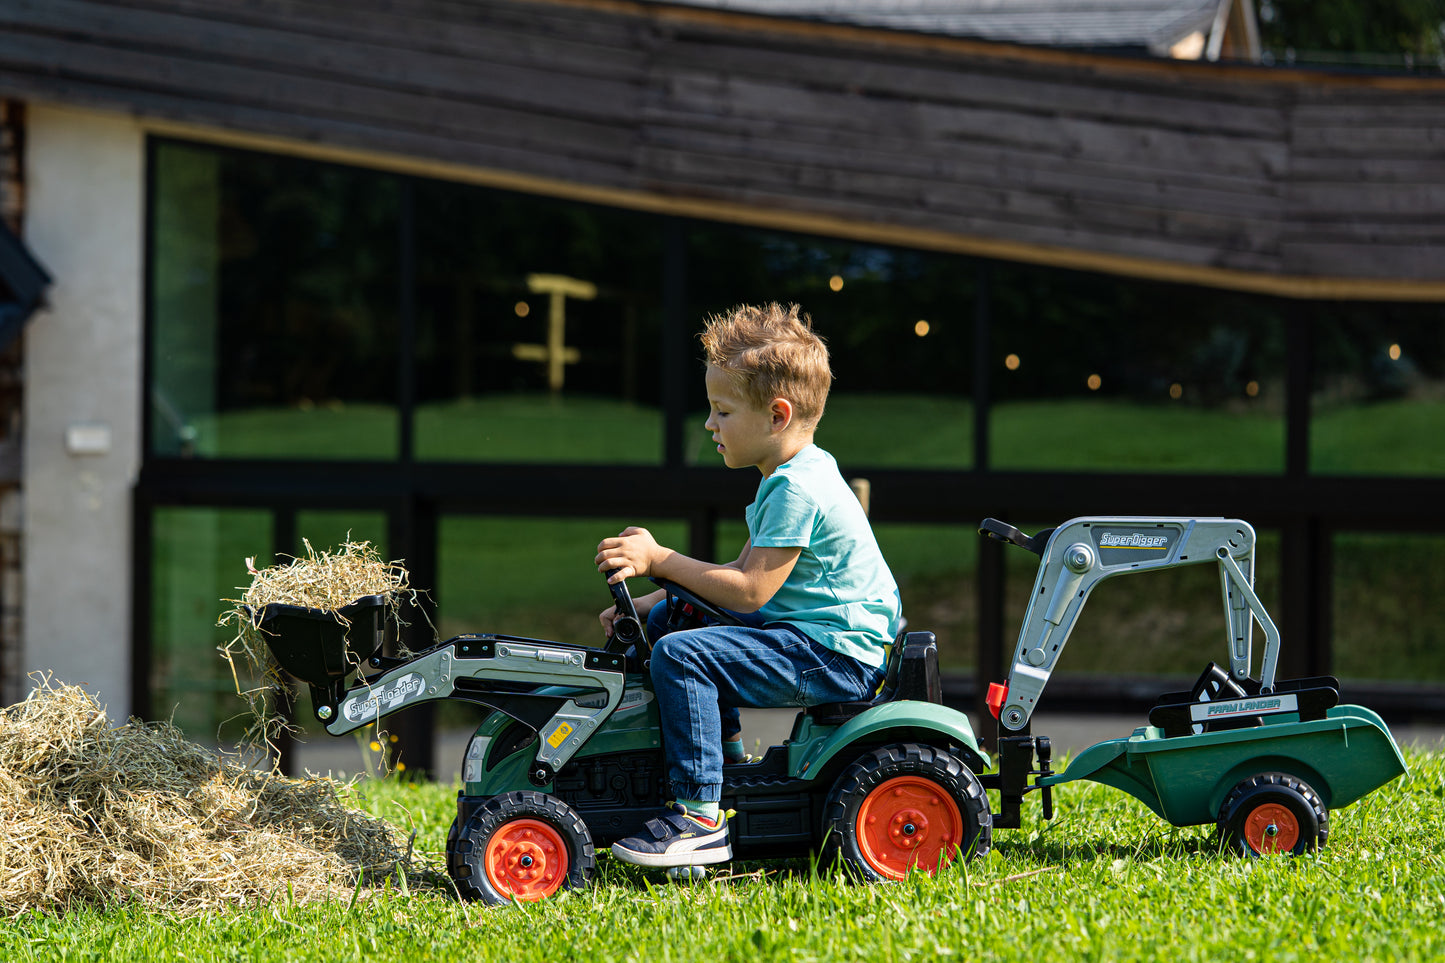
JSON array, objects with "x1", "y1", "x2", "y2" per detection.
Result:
[{"x1": 21, "y1": 104, "x2": 143, "y2": 719}]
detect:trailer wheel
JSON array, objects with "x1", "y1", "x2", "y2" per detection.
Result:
[
  {"x1": 820, "y1": 743, "x2": 991, "y2": 882},
  {"x1": 1218, "y1": 772, "x2": 1329, "y2": 857},
  {"x1": 449, "y1": 791, "x2": 595, "y2": 903}
]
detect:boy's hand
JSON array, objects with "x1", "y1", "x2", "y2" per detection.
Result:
[
  {"x1": 596, "y1": 526, "x2": 669, "y2": 584},
  {"x1": 600, "y1": 588, "x2": 666, "y2": 638}
]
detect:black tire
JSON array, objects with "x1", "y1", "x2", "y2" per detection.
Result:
[
  {"x1": 819, "y1": 743, "x2": 992, "y2": 882},
  {"x1": 1218, "y1": 772, "x2": 1329, "y2": 857},
  {"x1": 448, "y1": 791, "x2": 595, "y2": 904},
  {"x1": 444, "y1": 812, "x2": 463, "y2": 864}
]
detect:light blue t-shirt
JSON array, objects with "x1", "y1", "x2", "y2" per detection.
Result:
[{"x1": 745, "y1": 445, "x2": 902, "y2": 668}]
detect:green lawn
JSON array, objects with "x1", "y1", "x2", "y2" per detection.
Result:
[{"x1": 4, "y1": 749, "x2": 1440, "y2": 962}]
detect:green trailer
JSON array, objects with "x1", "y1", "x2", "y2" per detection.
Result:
[{"x1": 980, "y1": 516, "x2": 1407, "y2": 855}]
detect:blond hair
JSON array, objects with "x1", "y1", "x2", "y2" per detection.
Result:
[{"x1": 699, "y1": 303, "x2": 832, "y2": 427}]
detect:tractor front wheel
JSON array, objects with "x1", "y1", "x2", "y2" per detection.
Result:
[
  {"x1": 1218, "y1": 772, "x2": 1329, "y2": 857},
  {"x1": 449, "y1": 791, "x2": 595, "y2": 903},
  {"x1": 820, "y1": 743, "x2": 991, "y2": 882}
]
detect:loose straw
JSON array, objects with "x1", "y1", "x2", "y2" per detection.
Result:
[
  {"x1": 216, "y1": 540, "x2": 415, "y2": 761},
  {"x1": 0, "y1": 679, "x2": 410, "y2": 916}
]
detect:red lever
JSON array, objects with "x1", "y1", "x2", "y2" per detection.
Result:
[{"x1": 986, "y1": 682, "x2": 1008, "y2": 719}]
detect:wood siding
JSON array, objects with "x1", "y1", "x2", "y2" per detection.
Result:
[{"x1": 0, "y1": 0, "x2": 1442, "y2": 296}]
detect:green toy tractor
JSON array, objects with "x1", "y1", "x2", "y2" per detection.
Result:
[{"x1": 252, "y1": 516, "x2": 1406, "y2": 903}]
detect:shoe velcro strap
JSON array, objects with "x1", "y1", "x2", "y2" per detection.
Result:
[{"x1": 644, "y1": 811, "x2": 693, "y2": 838}]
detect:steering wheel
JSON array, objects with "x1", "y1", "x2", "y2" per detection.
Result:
[
  {"x1": 605, "y1": 575, "x2": 649, "y2": 657},
  {"x1": 649, "y1": 577, "x2": 745, "y2": 631}
]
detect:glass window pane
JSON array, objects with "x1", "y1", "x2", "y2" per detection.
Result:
[
  {"x1": 436, "y1": 516, "x2": 687, "y2": 644},
  {"x1": 150, "y1": 506, "x2": 271, "y2": 745},
  {"x1": 292, "y1": 510, "x2": 389, "y2": 558},
  {"x1": 1333, "y1": 531, "x2": 1445, "y2": 684},
  {"x1": 412, "y1": 182, "x2": 664, "y2": 463},
  {"x1": 989, "y1": 267, "x2": 1286, "y2": 473},
  {"x1": 684, "y1": 226, "x2": 974, "y2": 470},
  {"x1": 1311, "y1": 302, "x2": 1445, "y2": 476},
  {"x1": 875, "y1": 524, "x2": 978, "y2": 673},
  {"x1": 150, "y1": 140, "x2": 401, "y2": 459},
  {"x1": 715, "y1": 518, "x2": 978, "y2": 672}
]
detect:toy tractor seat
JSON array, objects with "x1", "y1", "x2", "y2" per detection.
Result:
[{"x1": 806, "y1": 631, "x2": 942, "y2": 725}]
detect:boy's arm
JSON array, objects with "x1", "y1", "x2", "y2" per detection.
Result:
[{"x1": 596, "y1": 527, "x2": 798, "y2": 613}]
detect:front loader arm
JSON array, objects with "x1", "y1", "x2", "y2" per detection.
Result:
[
  {"x1": 984, "y1": 517, "x2": 1280, "y2": 732},
  {"x1": 316, "y1": 636, "x2": 627, "y2": 783}
]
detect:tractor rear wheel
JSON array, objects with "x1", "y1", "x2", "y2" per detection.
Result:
[
  {"x1": 449, "y1": 791, "x2": 595, "y2": 903},
  {"x1": 1218, "y1": 772, "x2": 1329, "y2": 856},
  {"x1": 820, "y1": 743, "x2": 991, "y2": 882}
]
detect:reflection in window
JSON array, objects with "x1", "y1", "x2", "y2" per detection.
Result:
[
  {"x1": 412, "y1": 182, "x2": 665, "y2": 463},
  {"x1": 292, "y1": 511, "x2": 388, "y2": 560},
  {"x1": 989, "y1": 269, "x2": 1286, "y2": 472},
  {"x1": 1311, "y1": 303, "x2": 1445, "y2": 476},
  {"x1": 684, "y1": 226, "x2": 974, "y2": 469},
  {"x1": 436, "y1": 516, "x2": 687, "y2": 644},
  {"x1": 714, "y1": 519, "x2": 980, "y2": 672},
  {"x1": 874, "y1": 524, "x2": 979, "y2": 672},
  {"x1": 150, "y1": 507, "x2": 270, "y2": 745},
  {"x1": 150, "y1": 141, "x2": 401, "y2": 458},
  {"x1": 1333, "y1": 531, "x2": 1444, "y2": 684}
]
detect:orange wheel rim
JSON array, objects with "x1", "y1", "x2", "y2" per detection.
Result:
[
  {"x1": 1243, "y1": 802, "x2": 1301, "y2": 854},
  {"x1": 484, "y1": 818, "x2": 569, "y2": 900},
  {"x1": 856, "y1": 775, "x2": 964, "y2": 880}
]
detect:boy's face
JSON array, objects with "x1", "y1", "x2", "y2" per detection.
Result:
[{"x1": 704, "y1": 365, "x2": 778, "y2": 473}]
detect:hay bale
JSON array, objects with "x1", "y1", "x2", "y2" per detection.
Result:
[{"x1": 0, "y1": 679, "x2": 408, "y2": 916}]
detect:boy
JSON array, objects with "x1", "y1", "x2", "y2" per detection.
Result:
[{"x1": 595, "y1": 302, "x2": 902, "y2": 868}]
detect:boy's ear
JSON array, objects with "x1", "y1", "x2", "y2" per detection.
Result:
[{"x1": 769, "y1": 397, "x2": 794, "y2": 432}]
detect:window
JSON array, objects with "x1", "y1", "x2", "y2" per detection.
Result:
[
  {"x1": 412, "y1": 181, "x2": 666, "y2": 463},
  {"x1": 436, "y1": 516, "x2": 687, "y2": 643},
  {"x1": 1333, "y1": 530, "x2": 1445, "y2": 684},
  {"x1": 150, "y1": 141, "x2": 401, "y2": 459},
  {"x1": 989, "y1": 267, "x2": 1286, "y2": 473},
  {"x1": 1311, "y1": 302, "x2": 1445, "y2": 476},
  {"x1": 685, "y1": 226, "x2": 976, "y2": 470},
  {"x1": 150, "y1": 506, "x2": 271, "y2": 744}
]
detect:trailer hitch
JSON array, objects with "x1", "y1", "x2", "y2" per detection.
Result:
[{"x1": 984, "y1": 732, "x2": 1055, "y2": 829}]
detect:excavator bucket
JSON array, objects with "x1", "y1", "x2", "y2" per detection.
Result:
[{"x1": 247, "y1": 594, "x2": 394, "y2": 703}]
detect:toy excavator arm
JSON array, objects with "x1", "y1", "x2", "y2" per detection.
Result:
[{"x1": 982, "y1": 517, "x2": 1281, "y2": 732}]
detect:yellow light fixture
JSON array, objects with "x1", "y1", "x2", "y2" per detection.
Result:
[
  {"x1": 1004, "y1": 353, "x2": 1021, "y2": 371},
  {"x1": 1086, "y1": 374, "x2": 1102, "y2": 391},
  {"x1": 914, "y1": 320, "x2": 930, "y2": 337},
  {"x1": 829, "y1": 274, "x2": 844, "y2": 291}
]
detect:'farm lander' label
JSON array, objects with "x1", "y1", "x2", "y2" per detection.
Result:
[
  {"x1": 342, "y1": 673, "x2": 425, "y2": 723},
  {"x1": 1189, "y1": 693, "x2": 1298, "y2": 723}
]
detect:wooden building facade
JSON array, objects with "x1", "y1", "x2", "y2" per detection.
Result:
[{"x1": 0, "y1": 0, "x2": 1441, "y2": 767}]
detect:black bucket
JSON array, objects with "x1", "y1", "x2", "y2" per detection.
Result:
[{"x1": 248, "y1": 594, "x2": 393, "y2": 691}]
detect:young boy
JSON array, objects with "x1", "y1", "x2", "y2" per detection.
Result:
[{"x1": 595, "y1": 302, "x2": 902, "y2": 868}]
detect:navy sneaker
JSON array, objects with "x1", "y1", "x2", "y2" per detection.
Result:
[{"x1": 611, "y1": 803, "x2": 732, "y2": 868}]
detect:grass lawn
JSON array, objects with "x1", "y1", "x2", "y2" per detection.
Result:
[{"x1": 3, "y1": 749, "x2": 1439, "y2": 962}]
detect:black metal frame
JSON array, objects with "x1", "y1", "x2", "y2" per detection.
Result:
[{"x1": 131, "y1": 139, "x2": 1445, "y2": 773}]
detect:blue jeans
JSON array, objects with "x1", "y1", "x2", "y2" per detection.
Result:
[{"x1": 645, "y1": 604, "x2": 884, "y2": 803}]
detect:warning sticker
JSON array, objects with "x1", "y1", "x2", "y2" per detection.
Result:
[{"x1": 547, "y1": 722, "x2": 574, "y2": 748}]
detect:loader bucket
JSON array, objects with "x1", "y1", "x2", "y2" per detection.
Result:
[{"x1": 247, "y1": 594, "x2": 393, "y2": 694}]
